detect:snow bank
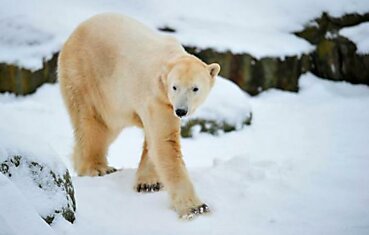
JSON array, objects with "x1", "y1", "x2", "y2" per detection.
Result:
[
  {"x1": 0, "y1": 174, "x2": 56, "y2": 235},
  {"x1": 340, "y1": 22, "x2": 369, "y2": 54},
  {"x1": 0, "y1": 129, "x2": 76, "y2": 224},
  {"x1": 191, "y1": 76, "x2": 251, "y2": 126},
  {"x1": 181, "y1": 76, "x2": 252, "y2": 137},
  {"x1": 0, "y1": 129, "x2": 66, "y2": 175},
  {"x1": 1, "y1": 0, "x2": 369, "y2": 70}
]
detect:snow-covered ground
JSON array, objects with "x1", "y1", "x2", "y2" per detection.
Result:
[
  {"x1": 1, "y1": 0, "x2": 369, "y2": 70},
  {"x1": 340, "y1": 22, "x2": 369, "y2": 54},
  {"x1": 1, "y1": 1, "x2": 369, "y2": 234},
  {"x1": 1, "y1": 73, "x2": 369, "y2": 235}
]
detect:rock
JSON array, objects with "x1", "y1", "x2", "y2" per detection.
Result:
[
  {"x1": 296, "y1": 12, "x2": 369, "y2": 85},
  {"x1": 311, "y1": 36, "x2": 368, "y2": 83},
  {"x1": 1, "y1": 12, "x2": 368, "y2": 98},
  {"x1": 185, "y1": 46, "x2": 305, "y2": 95},
  {"x1": 312, "y1": 39, "x2": 342, "y2": 80},
  {"x1": 181, "y1": 115, "x2": 252, "y2": 138},
  {"x1": 0, "y1": 53, "x2": 58, "y2": 95},
  {"x1": 0, "y1": 154, "x2": 76, "y2": 224},
  {"x1": 295, "y1": 12, "x2": 369, "y2": 44}
]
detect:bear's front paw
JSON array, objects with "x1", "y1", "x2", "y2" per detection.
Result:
[
  {"x1": 179, "y1": 204, "x2": 210, "y2": 220},
  {"x1": 136, "y1": 182, "x2": 163, "y2": 193}
]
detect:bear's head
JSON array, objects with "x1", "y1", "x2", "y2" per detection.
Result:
[{"x1": 163, "y1": 56, "x2": 220, "y2": 118}]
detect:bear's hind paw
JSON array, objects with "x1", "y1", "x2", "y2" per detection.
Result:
[
  {"x1": 78, "y1": 165, "x2": 118, "y2": 177},
  {"x1": 103, "y1": 166, "x2": 118, "y2": 175}
]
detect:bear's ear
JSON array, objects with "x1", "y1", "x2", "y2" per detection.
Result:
[
  {"x1": 160, "y1": 62, "x2": 173, "y2": 85},
  {"x1": 208, "y1": 63, "x2": 221, "y2": 78}
]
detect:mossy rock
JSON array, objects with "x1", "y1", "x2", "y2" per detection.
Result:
[
  {"x1": 181, "y1": 114, "x2": 252, "y2": 138},
  {"x1": 186, "y1": 45, "x2": 303, "y2": 96},
  {"x1": 295, "y1": 12, "x2": 369, "y2": 45},
  {"x1": 0, "y1": 53, "x2": 58, "y2": 95},
  {"x1": 1, "y1": 12, "x2": 368, "y2": 97},
  {"x1": 0, "y1": 155, "x2": 76, "y2": 224},
  {"x1": 295, "y1": 12, "x2": 369, "y2": 85}
]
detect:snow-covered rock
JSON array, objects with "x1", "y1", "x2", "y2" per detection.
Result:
[
  {"x1": 0, "y1": 132, "x2": 76, "y2": 225},
  {"x1": 1, "y1": 0, "x2": 369, "y2": 70}
]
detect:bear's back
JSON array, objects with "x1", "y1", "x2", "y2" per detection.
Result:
[{"x1": 75, "y1": 13, "x2": 180, "y2": 60}]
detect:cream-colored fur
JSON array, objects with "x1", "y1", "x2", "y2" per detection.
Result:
[{"x1": 58, "y1": 13, "x2": 220, "y2": 218}]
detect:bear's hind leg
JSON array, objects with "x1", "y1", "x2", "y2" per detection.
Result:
[
  {"x1": 73, "y1": 114, "x2": 117, "y2": 176},
  {"x1": 135, "y1": 139, "x2": 163, "y2": 192}
]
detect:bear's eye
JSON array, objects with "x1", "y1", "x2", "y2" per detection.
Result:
[
  {"x1": 193, "y1": 87, "x2": 199, "y2": 92},
  {"x1": 172, "y1": 86, "x2": 177, "y2": 91}
]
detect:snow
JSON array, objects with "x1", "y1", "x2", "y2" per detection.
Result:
[
  {"x1": 0, "y1": 73, "x2": 369, "y2": 234},
  {"x1": 1, "y1": 0, "x2": 369, "y2": 70},
  {"x1": 340, "y1": 22, "x2": 369, "y2": 54},
  {"x1": 0, "y1": 130, "x2": 72, "y2": 225},
  {"x1": 1, "y1": 0, "x2": 369, "y2": 233},
  {"x1": 0, "y1": 174, "x2": 56, "y2": 235},
  {"x1": 0, "y1": 129, "x2": 66, "y2": 175}
]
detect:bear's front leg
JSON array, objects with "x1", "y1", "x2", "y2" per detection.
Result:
[
  {"x1": 142, "y1": 105, "x2": 210, "y2": 219},
  {"x1": 135, "y1": 139, "x2": 163, "y2": 193}
]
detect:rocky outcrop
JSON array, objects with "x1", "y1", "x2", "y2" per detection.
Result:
[
  {"x1": 296, "y1": 12, "x2": 369, "y2": 85},
  {"x1": 0, "y1": 53, "x2": 58, "y2": 95},
  {"x1": 184, "y1": 47, "x2": 310, "y2": 96},
  {"x1": 0, "y1": 12, "x2": 368, "y2": 97},
  {"x1": 311, "y1": 36, "x2": 369, "y2": 84},
  {"x1": 185, "y1": 12, "x2": 369, "y2": 94},
  {"x1": 0, "y1": 155, "x2": 76, "y2": 224},
  {"x1": 295, "y1": 12, "x2": 369, "y2": 44}
]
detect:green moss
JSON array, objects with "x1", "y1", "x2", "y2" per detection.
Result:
[
  {"x1": 316, "y1": 40, "x2": 336, "y2": 57},
  {"x1": 295, "y1": 26, "x2": 322, "y2": 44},
  {"x1": 181, "y1": 114, "x2": 252, "y2": 138},
  {"x1": 44, "y1": 215, "x2": 55, "y2": 224}
]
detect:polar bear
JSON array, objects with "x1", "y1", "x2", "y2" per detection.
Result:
[{"x1": 58, "y1": 13, "x2": 220, "y2": 219}]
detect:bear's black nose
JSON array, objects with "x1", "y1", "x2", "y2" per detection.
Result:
[{"x1": 175, "y1": 109, "x2": 187, "y2": 118}]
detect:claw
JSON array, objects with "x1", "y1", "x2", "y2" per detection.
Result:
[
  {"x1": 199, "y1": 204, "x2": 209, "y2": 214},
  {"x1": 180, "y1": 213, "x2": 195, "y2": 220},
  {"x1": 156, "y1": 182, "x2": 162, "y2": 190},
  {"x1": 136, "y1": 182, "x2": 162, "y2": 193},
  {"x1": 191, "y1": 208, "x2": 199, "y2": 215},
  {"x1": 106, "y1": 167, "x2": 117, "y2": 174},
  {"x1": 180, "y1": 204, "x2": 210, "y2": 220},
  {"x1": 96, "y1": 167, "x2": 117, "y2": 177}
]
